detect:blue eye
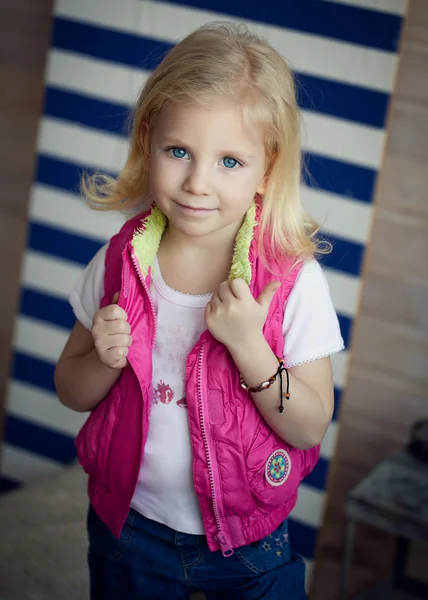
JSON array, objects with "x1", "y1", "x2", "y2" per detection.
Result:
[
  {"x1": 170, "y1": 147, "x2": 188, "y2": 159},
  {"x1": 222, "y1": 157, "x2": 238, "y2": 169}
]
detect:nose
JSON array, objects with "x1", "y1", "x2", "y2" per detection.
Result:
[{"x1": 182, "y1": 162, "x2": 210, "y2": 196}]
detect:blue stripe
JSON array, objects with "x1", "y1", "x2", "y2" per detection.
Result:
[
  {"x1": 42, "y1": 84, "x2": 379, "y2": 205},
  {"x1": 303, "y1": 153, "x2": 376, "y2": 204},
  {"x1": 29, "y1": 219, "x2": 363, "y2": 277},
  {"x1": 53, "y1": 18, "x2": 170, "y2": 70},
  {"x1": 36, "y1": 149, "x2": 375, "y2": 209},
  {"x1": 13, "y1": 352, "x2": 56, "y2": 393},
  {"x1": 337, "y1": 314, "x2": 351, "y2": 349},
  {"x1": 45, "y1": 87, "x2": 130, "y2": 137},
  {"x1": 303, "y1": 457, "x2": 329, "y2": 490},
  {"x1": 0, "y1": 475, "x2": 21, "y2": 494},
  {"x1": 332, "y1": 387, "x2": 342, "y2": 422},
  {"x1": 45, "y1": 80, "x2": 387, "y2": 142},
  {"x1": 52, "y1": 19, "x2": 389, "y2": 128},
  {"x1": 288, "y1": 518, "x2": 317, "y2": 559},
  {"x1": 161, "y1": 0, "x2": 402, "y2": 51},
  {"x1": 318, "y1": 235, "x2": 364, "y2": 277},
  {"x1": 36, "y1": 155, "x2": 117, "y2": 193},
  {"x1": 20, "y1": 289, "x2": 75, "y2": 331},
  {"x1": 4, "y1": 415, "x2": 76, "y2": 465},
  {"x1": 296, "y1": 73, "x2": 388, "y2": 128},
  {"x1": 28, "y1": 222, "x2": 103, "y2": 267}
]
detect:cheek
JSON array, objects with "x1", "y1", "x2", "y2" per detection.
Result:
[{"x1": 223, "y1": 171, "x2": 262, "y2": 198}]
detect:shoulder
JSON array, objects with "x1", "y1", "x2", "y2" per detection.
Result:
[
  {"x1": 281, "y1": 259, "x2": 344, "y2": 366},
  {"x1": 292, "y1": 258, "x2": 329, "y2": 292},
  {"x1": 285, "y1": 258, "x2": 333, "y2": 313}
]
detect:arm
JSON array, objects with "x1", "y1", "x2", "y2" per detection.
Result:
[
  {"x1": 55, "y1": 299, "x2": 132, "y2": 412},
  {"x1": 205, "y1": 277, "x2": 336, "y2": 450},
  {"x1": 54, "y1": 321, "x2": 122, "y2": 412},
  {"x1": 228, "y1": 336, "x2": 333, "y2": 449}
]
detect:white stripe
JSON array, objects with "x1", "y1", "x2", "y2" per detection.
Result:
[
  {"x1": 38, "y1": 110, "x2": 382, "y2": 176},
  {"x1": 0, "y1": 444, "x2": 63, "y2": 481},
  {"x1": 55, "y1": 0, "x2": 398, "y2": 92},
  {"x1": 320, "y1": 421, "x2": 339, "y2": 460},
  {"x1": 46, "y1": 48, "x2": 148, "y2": 106},
  {"x1": 302, "y1": 186, "x2": 373, "y2": 245},
  {"x1": 291, "y1": 483, "x2": 324, "y2": 529},
  {"x1": 14, "y1": 315, "x2": 351, "y2": 392},
  {"x1": 14, "y1": 315, "x2": 69, "y2": 364},
  {"x1": 22, "y1": 250, "x2": 84, "y2": 299},
  {"x1": 30, "y1": 184, "x2": 122, "y2": 243},
  {"x1": 22, "y1": 241, "x2": 360, "y2": 328},
  {"x1": 321, "y1": 0, "x2": 407, "y2": 16},
  {"x1": 331, "y1": 350, "x2": 349, "y2": 389},
  {"x1": 305, "y1": 558, "x2": 314, "y2": 588},
  {"x1": 301, "y1": 111, "x2": 385, "y2": 169},
  {"x1": 37, "y1": 117, "x2": 127, "y2": 173},
  {"x1": 6, "y1": 380, "x2": 87, "y2": 438},
  {"x1": 322, "y1": 268, "x2": 360, "y2": 319},
  {"x1": 31, "y1": 179, "x2": 371, "y2": 251},
  {"x1": 28, "y1": 185, "x2": 362, "y2": 320}
]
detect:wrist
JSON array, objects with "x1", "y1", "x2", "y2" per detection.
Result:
[{"x1": 226, "y1": 331, "x2": 267, "y2": 359}]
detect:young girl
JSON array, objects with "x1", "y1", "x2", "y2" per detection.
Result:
[{"x1": 55, "y1": 23, "x2": 343, "y2": 600}]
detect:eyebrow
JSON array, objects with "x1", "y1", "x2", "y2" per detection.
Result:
[{"x1": 158, "y1": 137, "x2": 256, "y2": 160}]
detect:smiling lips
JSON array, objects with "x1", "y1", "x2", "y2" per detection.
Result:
[{"x1": 176, "y1": 202, "x2": 216, "y2": 213}]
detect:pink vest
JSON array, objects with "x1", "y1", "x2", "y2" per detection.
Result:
[{"x1": 75, "y1": 204, "x2": 320, "y2": 555}]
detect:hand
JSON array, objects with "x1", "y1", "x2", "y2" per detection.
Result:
[
  {"x1": 205, "y1": 279, "x2": 281, "y2": 350},
  {"x1": 92, "y1": 292, "x2": 132, "y2": 369}
]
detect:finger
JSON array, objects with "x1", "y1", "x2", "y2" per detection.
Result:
[
  {"x1": 103, "y1": 319, "x2": 131, "y2": 336},
  {"x1": 94, "y1": 304, "x2": 128, "y2": 324},
  {"x1": 105, "y1": 345, "x2": 129, "y2": 366},
  {"x1": 210, "y1": 293, "x2": 221, "y2": 310},
  {"x1": 229, "y1": 278, "x2": 252, "y2": 300},
  {"x1": 204, "y1": 301, "x2": 212, "y2": 320},
  {"x1": 103, "y1": 334, "x2": 132, "y2": 351},
  {"x1": 112, "y1": 291, "x2": 120, "y2": 304},
  {"x1": 217, "y1": 281, "x2": 233, "y2": 303},
  {"x1": 257, "y1": 281, "x2": 281, "y2": 308}
]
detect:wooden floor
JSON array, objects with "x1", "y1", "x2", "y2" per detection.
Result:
[{"x1": 0, "y1": 1, "x2": 427, "y2": 599}]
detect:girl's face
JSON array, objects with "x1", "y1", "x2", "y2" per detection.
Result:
[{"x1": 142, "y1": 102, "x2": 268, "y2": 244}]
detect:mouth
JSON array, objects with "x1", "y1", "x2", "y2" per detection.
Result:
[{"x1": 175, "y1": 202, "x2": 217, "y2": 214}]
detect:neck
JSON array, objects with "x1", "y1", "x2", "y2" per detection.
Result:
[{"x1": 161, "y1": 219, "x2": 243, "y2": 256}]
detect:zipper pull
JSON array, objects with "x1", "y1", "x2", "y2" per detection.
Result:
[{"x1": 216, "y1": 531, "x2": 234, "y2": 557}]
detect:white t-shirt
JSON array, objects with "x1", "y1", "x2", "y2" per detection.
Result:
[{"x1": 70, "y1": 245, "x2": 344, "y2": 534}]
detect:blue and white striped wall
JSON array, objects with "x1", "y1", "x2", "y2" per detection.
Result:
[{"x1": 0, "y1": 0, "x2": 405, "y2": 573}]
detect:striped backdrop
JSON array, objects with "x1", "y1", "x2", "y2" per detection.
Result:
[{"x1": 0, "y1": 0, "x2": 405, "y2": 573}]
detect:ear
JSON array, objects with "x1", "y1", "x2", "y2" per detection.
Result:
[
  {"x1": 256, "y1": 153, "x2": 276, "y2": 195},
  {"x1": 140, "y1": 120, "x2": 150, "y2": 172},
  {"x1": 256, "y1": 174, "x2": 268, "y2": 196}
]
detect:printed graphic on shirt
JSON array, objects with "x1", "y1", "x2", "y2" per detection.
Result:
[
  {"x1": 153, "y1": 381, "x2": 188, "y2": 410},
  {"x1": 153, "y1": 381, "x2": 175, "y2": 404}
]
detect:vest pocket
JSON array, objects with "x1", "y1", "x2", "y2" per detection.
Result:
[
  {"x1": 75, "y1": 377, "x2": 125, "y2": 481},
  {"x1": 246, "y1": 422, "x2": 304, "y2": 508}
]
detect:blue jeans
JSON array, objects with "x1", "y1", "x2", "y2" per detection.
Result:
[{"x1": 87, "y1": 505, "x2": 307, "y2": 600}]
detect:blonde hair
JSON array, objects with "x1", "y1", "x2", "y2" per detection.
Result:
[{"x1": 82, "y1": 22, "x2": 329, "y2": 264}]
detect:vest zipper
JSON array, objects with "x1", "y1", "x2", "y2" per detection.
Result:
[
  {"x1": 129, "y1": 245, "x2": 157, "y2": 347},
  {"x1": 197, "y1": 342, "x2": 234, "y2": 557}
]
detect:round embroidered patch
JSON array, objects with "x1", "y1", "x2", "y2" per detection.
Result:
[{"x1": 265, "y1": 449, "x2": 291, "y2": 487}]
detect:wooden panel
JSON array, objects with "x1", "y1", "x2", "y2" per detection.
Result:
[
  {"x1": 312, "y1": 1, "x2": 428, "y2": 598},
  {"x1": 0, "y1": 0, "x2": 53, "y2": 442}
]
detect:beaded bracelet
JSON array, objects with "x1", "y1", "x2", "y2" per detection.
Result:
[{"x1": 240, "y1": 357, "x2": 290, "y2": 413}]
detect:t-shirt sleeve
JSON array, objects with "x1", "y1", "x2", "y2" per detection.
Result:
[
  {"x1": 282, "y1": 259, "x2": 345, "y2": 368},
  {"x1": 69, "y1": 244, "x2": 108, "y2": 330}
]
